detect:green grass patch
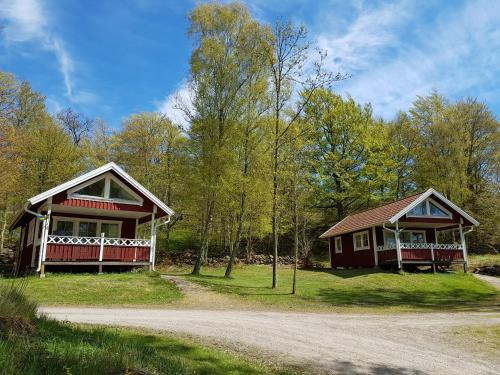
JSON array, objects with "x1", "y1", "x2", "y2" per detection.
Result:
[
  {"x1": 0, "y1": 282, "x2": 297, "y2": 375},
  {"x1": 468, "y1": 254, "x2": 499, "y2": 269},
  {"x1": 180, "y1": 265, "x2": 499, "y2": 312},
  {"x1": 448, "y1": 324, "x2": 500, "y2": 356},
  {"x1": 0, "y1": 272, "x2": 181, "y2": 306}
]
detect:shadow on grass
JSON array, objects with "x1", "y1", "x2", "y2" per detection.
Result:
[
  {"x1": 303, "y1": 267, "x2": 386, "y2": 279},
  {"x1": 316, "y1": 286, "x2": 499, "y2": 310},
  {"x1": 3, "y1": 318, "x2": 288, "y2": 375},
  {"x1": 331, "y1": 360, "x2": 426, "y2": 375}
]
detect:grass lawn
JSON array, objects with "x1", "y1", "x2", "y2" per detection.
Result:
[
  {"x1": 0, "y1": 271, "x2": 181, "y2": 306},
  {"x1": 468, "y1": 253, "x2": 499, "y2": 269},
  {"x1": 0, "y1": 283, "x2": 296, "y2": 375},
  {"x1": 176, "y1": 265, "x2": 500, "y2": 312}
]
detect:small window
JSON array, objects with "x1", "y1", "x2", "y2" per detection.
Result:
[
  {"x1": 27, "y1": 219, "x2": 35, "y2": 245},
  {"x1": 101, "y1": 223, "x2": 120, "y2": 238},
  {"x1": 109, "y1": 180, "x2": 137, "y2": 201},
  {"x1": 74, "y1": 179, "x2": 105, "y2": 198},
  {"x1": 79, "y1": 222, "x2": 97, "y2": 237},
  {"x1": 353, "y1": 231, "x2": 370, "y2": 251},
  {"x1": 407, "y1": 198, "x2": 452, "y2": 218},
  {"x1": 400, "y1": 231, "x2": 426, "y2": 244},
  {"x1": 383, "y1": 230, "x2": 396, "y2": 246},
  {"x1": 54, "y1": 221, "x2": 74, "y2": 236},
  {"x1": 334, "y1": 237, "x2": 342, "y2": 253}
]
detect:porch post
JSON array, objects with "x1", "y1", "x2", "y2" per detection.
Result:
[
  {"x1": 150, "y1": 206, "x2": 157, "y2": 271},
  {"x1": 459, "y1": 221, "x2": 468, "y2": 273},
  {"x1": 372, "y1": 227, "x2": 378, "y2": 266},
  {"x1": 328, "y1": 238, "x2": 332, "y2": 268},
  {"x1": 98, "y1": 232, "x2": 105, "y2": 274},
  {"x1": 395, "y1": 221, "x2": 402, "y2": 271},
  {"x1": 39, "y1": 197, "x2": 52, "y2": 277}
]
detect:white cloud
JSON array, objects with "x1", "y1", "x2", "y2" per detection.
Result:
[
  {"x1": 155, "y1": 81, "x2": 193, "y2": 129},
  {"x1": 316, "y1": 0, "x2": 500, "y2": 118},
  {"x1": 317, "y1": 0, "x2": 413, "y2": 73},
  {"x1": 0, "y1": 0, "x2": 92, "y2": 104}
]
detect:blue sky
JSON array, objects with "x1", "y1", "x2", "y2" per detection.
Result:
[{"x1": 1, "y1": 0, "x2": 499, "y2": 129}]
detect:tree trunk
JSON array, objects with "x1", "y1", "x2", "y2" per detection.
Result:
[
  {"x1": 291, "y1": 197, "x2": 299, "y2": 295},
  {"x1": 192, "y1": 199, "x2": 213, "y2": 275}
]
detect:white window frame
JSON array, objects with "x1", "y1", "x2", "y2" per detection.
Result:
[
  {"x1": 353, "y1": 230, "x2": 370, "y2": 251},
  {"x1": 27, "y1": 219, "x2": 35, "y2": 245},
  {"x1": 407, "y1": 198, "x2": 452, "y2": 219},
  {"x1": 67, "y1": 172, "x2": 143, "y2": 206},
  {"x1": 334, "y1": 236, "x2": 342, "y2": 253},
  {"x1": 51, "y1": 216, "x2": 122, "y2": 238}
]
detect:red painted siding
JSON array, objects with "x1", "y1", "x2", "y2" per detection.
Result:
[
  {"x1": 330, "y1": 229, "x2": 376, "y2": 268},
  {"x1": 104, "y1": 246, "x2": 149, "y2": 261},
  {"x1": 46, "y1": 244, "x2": 100, "y2": 260},
  {"x1": 377, "y1": 249, "x2": 397, "y2": 263},
  {"x1": 45, "y1": 244, "x2": 150, "y2": 262}
]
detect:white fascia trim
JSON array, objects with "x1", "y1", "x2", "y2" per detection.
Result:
[
  {"x1": 319, "y1": 216, "x2": 349, "y2": 239},
  {"x1": 388, "y1": 188, "x2": 479, "y2": 226},
  {"x1": 27, "y1": 162, "x2": 175, "y2": 216}
]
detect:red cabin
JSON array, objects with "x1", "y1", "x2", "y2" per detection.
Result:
[
  {"x1": 320, "y1": 189, "x2": 479, "y2": 271},
  {"x1": 9, "y1": 162, "x2": 174, "y2": 276}
]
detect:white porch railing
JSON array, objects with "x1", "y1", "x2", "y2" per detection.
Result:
[
  {"x1": 47, "y1": 235, "x2": 151, "y2": 247},
  {"x1": 376, "y1": 243, "x2": 463, "y2": 251}
]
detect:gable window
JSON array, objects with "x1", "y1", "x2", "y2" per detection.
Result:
[
  {"x1": 334, "y1": 237, "x2": 342, "y2": 253},
  {"x1": 74, "y1": 179, "x2": 105, "y2": 198},
  {"x1": 353, "y1": 231, "x2": 370, "y2": 251},
  {"x1": 407, "y1": 198, "x2": 452, "y2": 218},
  {"x1": 68, "y1": 173, "x2": 143, "y2": 205}
]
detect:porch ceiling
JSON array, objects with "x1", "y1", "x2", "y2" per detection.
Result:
[{"x1": 385, "y1": 222, "x2": 460, "y2": 230}]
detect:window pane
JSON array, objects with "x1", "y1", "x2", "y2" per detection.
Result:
[
  {"x1": 412, "y1": 232, "x2": 425, "y2": 243},
  {"x1": 401, "y1": 232, "x2": 411, "y2": 242},
  {"x1": 363, "y1": 234, "x2": 369, "y2": 247},
  {"x1": 429, "y1": 202, "x2": 448, "y2": 217},
  {"x1": 55, "y1": 221, "x2": 74, "y2": 236},
  {"x1": 79, "y1": 222, "x2": 97, "y2": 237},
  {"x1": 109, "y1": 180, "x2": 137, "y2": 201},
  {"x1": 101, "y1": 223, "x2": 120, "y2": 238},
  {"x1": 384, "y1": 231, "x2": 396, "y2": 246},
  {"x1": 74, "y1": 179, "x2": 105, "y2": 197},
  {"x1": 408, "y1": 202, "x2": 427, "y2": 216}
]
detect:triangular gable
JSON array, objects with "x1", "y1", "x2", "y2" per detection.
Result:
[
  {"x1": 67, "y1": 172, "x2": 143, "y2": 205},
  {"x1": 10, "y1": 162, "x2": 174, "y2": 230},
  {"x1": 389, "y1": 189, "x2": 479, "y2": 225}
]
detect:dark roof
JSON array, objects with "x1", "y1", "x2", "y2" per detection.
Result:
[{"x1": 319, "y1": 192, "x2": 424, "y2": 238}]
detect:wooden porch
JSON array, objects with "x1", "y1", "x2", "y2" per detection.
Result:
[
  {"x1": 41, "y1": 235, "x2": 152, "y2": 274},
  {"x1": 376, "y1": 242, "x2": 465, "y2": 271}
]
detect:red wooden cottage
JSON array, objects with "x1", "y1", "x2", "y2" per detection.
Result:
[
  {"x1": 320, "y1": 189, "x2": 479, "y2": 272},
  {"x1": 9, "y1": 162, "x2": 174, "y2": 276}
]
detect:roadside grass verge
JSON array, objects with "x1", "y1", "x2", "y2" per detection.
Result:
[
  {"x1": 468, "y1": 254, "x2": 499, "y2": 270},
  {"x1": 0, "y1": 282, "x2": 297, "y2": 375},
  {"x1": 176, "y1": 265, "x2": 500, "y2": 312},
  {"x1": 0, "y1": 272, "x2": 181, "y2": 306},
  {"x1": 448, "y1": 324, "x2": 500, "y2": 357}
]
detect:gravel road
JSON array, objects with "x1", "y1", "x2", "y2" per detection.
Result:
[{"x1": 42, "y1": 307, "x2": 500, "y2": 375}]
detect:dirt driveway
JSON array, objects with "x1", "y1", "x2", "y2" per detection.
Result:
[{"x1": 42, "y1": 307, "x2": 499, "y2": 375}]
